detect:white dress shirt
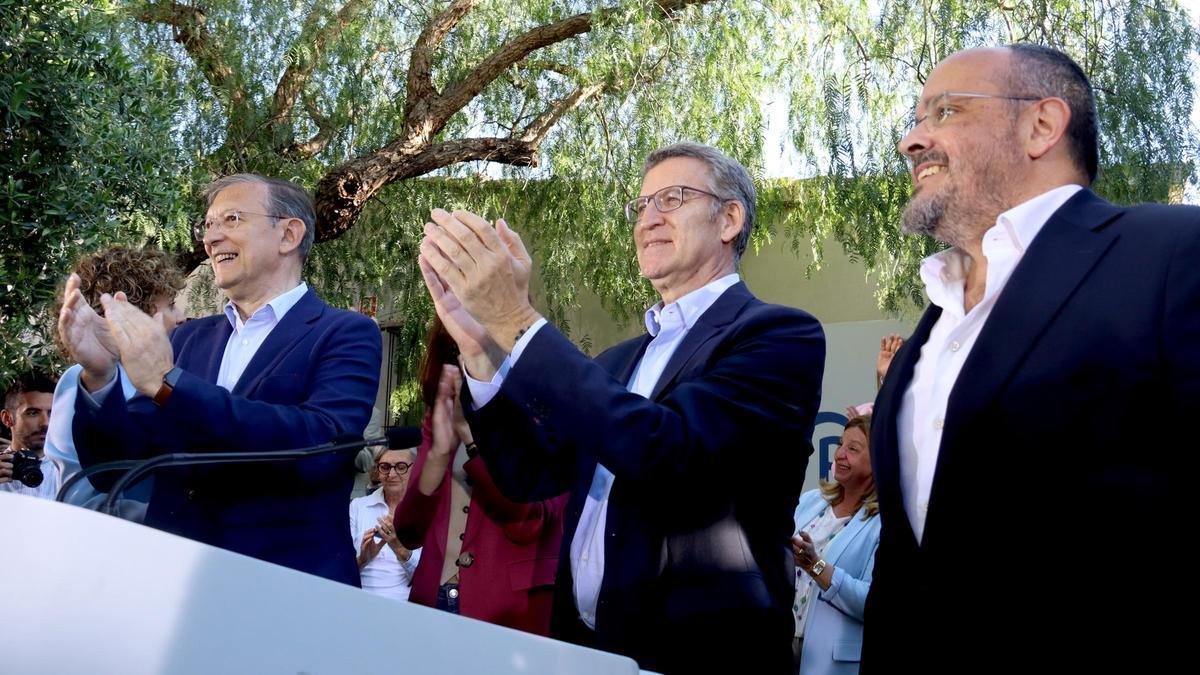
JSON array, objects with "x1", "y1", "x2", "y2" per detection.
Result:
[
  {"x1": 898, "y1": 184, "x2": 1082, "y2": 542},
  {"x1": 466, "y1": 273, "x2": 741, "y2": 628},
  {"x1": 348, "y1": 488, "x2": 421, "y2": 601}
]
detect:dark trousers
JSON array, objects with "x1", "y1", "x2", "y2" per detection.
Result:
[{"x1": 435, "y1": 582, "x2": 460, "y2": 615}]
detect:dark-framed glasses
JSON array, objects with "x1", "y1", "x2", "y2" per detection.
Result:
[
  {"x1": 623, "y1": 185, "x2": 725, "y2": 223},
  {"x1": 910, "y1": 91, "x2": 1042, "y2": 133},
  {"x1": 377, "y1": 461, "x2": 411, "y2": 476},
  {"x1": 192, "y1": 210, "x2": 289, "y2": 241}
]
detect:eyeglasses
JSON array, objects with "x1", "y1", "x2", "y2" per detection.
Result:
[
  {"x1": 193, "y1": 210, "x2": 289, "y2": 241},
  {"x1": 377, "y1": 461, "x2": 411, "y2": 476},
  {"x1": 910, "y1": 91, "x2": 1042, "y2": 133},
  {"x1": 623, "y1": 185, "x2": 725, "y2": 223}
]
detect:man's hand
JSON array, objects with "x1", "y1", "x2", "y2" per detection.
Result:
[
  {"x1": 58, "y1": 273, "x2": 119, "y2": 391},
  {"x1": 0, "y1": 453, "x2": 12, "y2": 485},
  {"x1": 417, "y1": 254, "x2": 504, "y2": 381},
  {"x1": 100, "y1": 292, "x2": 175, "y2": 397},
  {"x1": 419, "y1": 209, "x2": 541, "y2": 352}
]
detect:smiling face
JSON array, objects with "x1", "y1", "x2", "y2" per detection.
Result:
[
  {"x1": 202, "y1": 181, "x2": 302, "y2": 313},
  {"x1": 633, "y1": 157, "x2": 742, "y2": 304},
  {"x1": 832, "y1": 424, "x2": 872, "y2": 488},
  {"x1": 897, "y1": 48, "x2": 1028, "y2": 248}
]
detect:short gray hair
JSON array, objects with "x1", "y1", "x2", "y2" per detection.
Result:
[
  {"x1": 203, "y1": 174, "x2": 317, "y2": 263},
  {"x1": 643, "y1": 142, "x2": 756, "y2": 263},
  {"x1": 373, "y1": 446, "x2": 415, "y2": 464}
]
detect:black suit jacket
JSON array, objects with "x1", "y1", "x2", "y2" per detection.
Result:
[
  {"x1": 475, "y1": 282, "x2": 825, "y2": 673},
  {"x1": 864, "y1": 190, "x2": 1200, "y2": 670}
]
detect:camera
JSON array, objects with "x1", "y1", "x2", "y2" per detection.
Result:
[{"x1": 4, "y1": 450, "x2": 43, "y2": 488}]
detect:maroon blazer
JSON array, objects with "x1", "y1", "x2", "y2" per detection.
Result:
[{"x1": 394, "y1": 414, "x2": 567, "y2": 635}]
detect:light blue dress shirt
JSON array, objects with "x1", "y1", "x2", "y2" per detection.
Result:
[{"x1": 216, "y1": 282, "x2": 310, "y2": 390}]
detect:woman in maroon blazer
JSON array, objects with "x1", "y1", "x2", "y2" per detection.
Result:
[{"x1": 393, "y1": 318, "x2": 567, "y2": 635}]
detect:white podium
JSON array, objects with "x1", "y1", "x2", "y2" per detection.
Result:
[{"x1": 2, "y1": 493, "x2": 643, "y2": 674}]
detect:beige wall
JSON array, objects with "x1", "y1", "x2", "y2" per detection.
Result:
[{"x1": 555, "y1": 228, "x2": 899, "y2": 355}]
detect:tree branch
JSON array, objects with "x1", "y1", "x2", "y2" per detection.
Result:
[
  {"x1": 134, "y1": 2, "x2": 246, "y2": 112},
  {"x1": 405, "y1": 0, "x2": 483, "y2": 119},
  {"x1": 399, "y1": 137, "x2": 541, "y2": 177},
  {"x1": 516, "y1": 82, "x2": 607, "y2": 144},
  {"x1": 269, "y1": 0, "x2": 370, "y2": 147},
  {"x1": 315, "y1": 0, "x2": 712, "y2": 241},
  {"x1": 280, "y1": 98, "x2": 339, "y2": 160},
  {"x1": 419, "y1": 0, "x2": 711, "y2": 139}
]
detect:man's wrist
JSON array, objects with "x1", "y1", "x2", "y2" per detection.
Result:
[
  {"x1": 490, "y1": 306, "x2": 542, "y2": 353},
  {"x1": 460, "y1": 347, "x2": 503, "y2": 382}
]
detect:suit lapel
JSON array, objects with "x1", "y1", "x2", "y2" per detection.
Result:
[
  {"x1": 920, "y1": 191, "x2": 1123, "y2": 545},
  {"x1": 232, "y1": 289, "x2": 323, "y2": 397},
  {"x1": 870, "y1": 305, "x2": 939, "y2": 548},
  {"x1": 940, "y1": 190, "x2": 1123, "y2": 448},
  {"x1": 648, "y1": 282, "x2": 752, "y2": 401},
  {"x1": 175, "y1": 316, "x2": 233, "y2": 383},
  {"x1": 823, "y1": 506, "x2": 872, "y2": 563},
  {"x1": 604, "y1": 334, "x2": 652, "y2": 387}
]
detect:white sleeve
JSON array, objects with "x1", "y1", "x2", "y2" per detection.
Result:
[{"x1": 464, "y1": 317, "x2": 548, "y2": 408}]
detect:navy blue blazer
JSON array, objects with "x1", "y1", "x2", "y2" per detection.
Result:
[
  {"x1": 863, "y1": 190, "x2": 1200, "y2": 670},
  {"x1": 74, "y1": 288, "x2": 381, "y2": 585},
  {"x1": 475, "y1": 282, "x2": 825, "y2": 673}
]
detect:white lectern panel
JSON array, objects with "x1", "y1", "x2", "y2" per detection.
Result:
[{"x1": 2, "y1": 493, "x2": 641, "y2": 675}]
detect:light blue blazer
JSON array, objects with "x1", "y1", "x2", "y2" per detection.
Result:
[{"x1": 793, "y1": 488, "x2": 881, "y2": 675}]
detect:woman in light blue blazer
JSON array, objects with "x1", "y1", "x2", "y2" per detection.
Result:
[{"x1": 791, "y1": 414, "x2": 880, "y2": 675}]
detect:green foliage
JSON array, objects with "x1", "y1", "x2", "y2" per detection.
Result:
[
  {"x1": 0, "y1": 0, "x2": 187, "y2": 385},
  {"x1": 780, "y1": 0, "x2": 1198, "y2": 314},
  {"x1": 4, "y1": 0, "x2": 1194, "y2": 417}
]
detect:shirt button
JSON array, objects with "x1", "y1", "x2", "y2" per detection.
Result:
[
  {"x1": 934, "y1": 418, "x2": 944, "y2": 430},
  {"x1": 461, "y1": 505, "x2": 469, "y2": 514},
  {"x1": 458, "y1": 532, "x2": 465, "y2": 541},
  {"x1": 456, "y1": 552, "x2": 475, "y2": 568},
  {"x1": 241, "y1": 340, "x2": 248, "y2": 345},
  {"x1": 949, "y1": 340, "x2": 960, "y2": 352}
]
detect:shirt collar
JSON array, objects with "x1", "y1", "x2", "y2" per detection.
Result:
[
  {"x1": 644, "y1": 274, "x2": 740, "y2": 337},
  {"x1": 363, "y1": 485, "x2": 387, "y2": 507},
  {"x1": 223, "y1": 281, "x2": 309, "y2": 330},
  {"x1": 993, "y1": 183, "x2": 1083, "y2": 253},
  {"x1": 918, "y1": 184, "x2": 1083, "y2": 312}
]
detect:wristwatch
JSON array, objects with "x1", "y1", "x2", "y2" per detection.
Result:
[
  {"x1": 810, "y1": 559, "x2": 828, "y2": 576},
  {"x1": 153, "y1": 367, "x2": 184, "y2": 407}
]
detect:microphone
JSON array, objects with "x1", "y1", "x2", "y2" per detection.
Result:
[
  {"x1": 100, "y1": 434, "x2": 386, "y2": 516},
  {"x1": 56, "y1": 459, "x2": 141, "y2": 505}
]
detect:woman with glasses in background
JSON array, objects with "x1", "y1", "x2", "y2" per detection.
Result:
[{"x1": 349, "y1": 446, "x2": 421, "y2": 601}]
